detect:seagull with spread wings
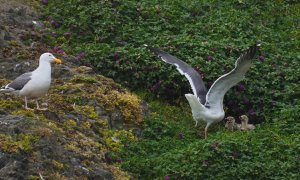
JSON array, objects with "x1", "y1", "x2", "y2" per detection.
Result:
[{"x1": 146, "y1": 42, "x2": 260, "y2": 139}]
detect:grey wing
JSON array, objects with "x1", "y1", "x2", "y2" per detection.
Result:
[
  {"x1": 205, "y1": 42, "x2": 261, "y2": 109},
  {"x1": 6, "y1": 72, "x2": 32, "y2": 90},
  {"x1": 146, "y1": 45, "x2": 207, "y2": 104}
]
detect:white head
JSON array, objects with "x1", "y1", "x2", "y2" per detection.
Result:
[{"x1": 40, "y1": 53, "x2": 62, "y2": 64}]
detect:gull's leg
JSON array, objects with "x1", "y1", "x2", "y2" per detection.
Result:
[
  {"x1": 36, "y1": 100, "x2": 47, "y2": 111},
  {"x1": 204, "y1": 123, "x2": 211, "y2": 139},
  {"x1": 204, "y1": 127, "x2": 208, "y2": 139},
  {"x1": 24, "y1": 97, "x2": 33, "y2": 111},
  {"x1": 195, "y1": 120, "x2": 198, "y2": 127},
  {"x1": 35, "y1": 100, "x2": 40, "y2": 109}
]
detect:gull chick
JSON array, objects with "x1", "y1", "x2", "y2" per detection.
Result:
[
  {"x1": 225, "y1": 116, "x2": 236, "y2": 131},
  {"x1": 240, "y1": 115, "x2": 255, "y2": 130},
  {"x1": 0, "y1": 53, "x2": 62, "y2": 110},
  {"x1": 146, "y1": 42, "x2": 260, "y2": 139}
]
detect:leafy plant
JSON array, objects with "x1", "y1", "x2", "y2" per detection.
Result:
[
  {"x1": 40, "y1": 1, "x2": 300, "y2": 178},
  {"x1": 42, "y1": 0, "x2": 299, "y2": 121},
  {"x1": 118, "y1": 102, "x2": 300, "y2": 179}
]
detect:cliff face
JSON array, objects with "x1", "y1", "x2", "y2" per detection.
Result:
[{"x1": 0, "y1": 1, "x2": 146, "y2": 179}]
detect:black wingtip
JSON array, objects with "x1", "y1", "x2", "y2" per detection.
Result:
[
  {"x1": 144, "y1": 44, "x2": 161, "y2": 55},
  {"x1": 256, "y1": 40, "x2": 262, "y2": 47}
]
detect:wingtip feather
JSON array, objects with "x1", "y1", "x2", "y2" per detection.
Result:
[{"x1": 256, "y1": 41, "x2": 262, "y2": 47}]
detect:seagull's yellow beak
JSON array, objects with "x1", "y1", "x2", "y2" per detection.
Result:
[{"x1": 54, "y1": 58, "x2": 62, "y2": 64}]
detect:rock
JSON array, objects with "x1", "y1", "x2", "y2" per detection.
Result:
[
  {"x1": 132, "y1": 127, "x2": 143, "y2": 138},
  {"x1": 0, "y1": 159, "x2": 27, "y2": 180},
  {"x1": 95, "y1": 106, "x2": 107, "y2": 116},
  {"x1": 74, "y1": 165, "x2": 89, "y2": 176},
  {"x1": 16, "y1": 7, "x2": 26, "y2": 16},
  {"x1": 140, "y1": 101, "x2": 150, "y2": 117},
  {"x1": 0, "y1": 1, "x2": 121, "y2": 179},
  {"x1": 32, "y1": 21, "x2": 44, "y2": 29},
  {"x1": 42, "y1": 111, "x2": 61, "y2": 122},
  {"x1": 90, "y1": 168, "x2": 113, "y2": 180},
  {"x1": 0, "y1": 153, "x2": 8, "y2": 168},
  {"x1": 52, "y1": 65, "x2": 73, "y2": 80},
  {"x1": 13, "y1": 62, "x2": 31, "y2": 73},
  {"x1": 73, "y1": 66, "x2": 94, "y2": 74},
  {"x1": 0, "y1": 25, "x2": 11, "y2": 47},
  {"x1": 109, "y1": 109, "x2": 123, "y2": 129},
  {"x1": 0, "y1": 109, "x2": 8, "y2": 115},
  {"x1": 99, "y1": 115, "x2": 109, "y2": 121},
  {"x1": 0, "y1": 61, "x2": 32, "y2": 79}
]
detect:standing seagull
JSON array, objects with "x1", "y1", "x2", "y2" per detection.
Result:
[
  {"x1": 146, "y1": 42, "x2": 260, "y2": 139},
  {"x1": 0, "y1": 53, "x2": 62, "y2": 110}
]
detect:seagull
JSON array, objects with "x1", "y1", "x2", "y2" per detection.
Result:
[
  {"x1": 0, "y1": 53, "x2": 62, "y2": 110},
  {"x1": 146, "y1": 42, "x2": 260, "y2": 139}
]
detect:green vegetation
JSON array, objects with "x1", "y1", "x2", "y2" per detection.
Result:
[
  {"x1": 39, "y1": 0, "x2": 300, "y2": 179},
  {"x1": 118, "y1": 102, "x2": 299, "y2": 179},
  {"x1": 43, "y1": 0, "x2": 299, "y2": 120}
]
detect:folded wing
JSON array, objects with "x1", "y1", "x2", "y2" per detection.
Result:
[{"x1": 3, "y1": 72, "x2": 32, "y2": 91}]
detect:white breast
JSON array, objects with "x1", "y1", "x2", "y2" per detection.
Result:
[
  {"x1": 20, "y1": 68, "x2": 51, "y2": 98},
  {"x1": 194, "y1": 108, "x2": 225, "y2": 125}
]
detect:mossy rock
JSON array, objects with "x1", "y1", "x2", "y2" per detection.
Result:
[
  {"x1": 0, "y1": 65, "x2": 145, "y2": 179},
  {"x1": 48, "y1": 73, "x2": 145, "y2": 128}
]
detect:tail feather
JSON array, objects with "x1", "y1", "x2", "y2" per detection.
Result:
[
  {"x1": 0, "y1": 86, "x2": 15, "y2": 93},
  {"x1": 185, "y1": 94, "x2": 206, "y2": 114}
]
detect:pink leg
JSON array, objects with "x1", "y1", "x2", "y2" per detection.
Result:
[
  {"x1": 24, "y1": 97, "x2": 33, "y2": 110},
  {"x1": 204, "y1": 127, "x2": 208, "y2": 139},
  {"x1": 204, "y1": 123, "x2": 211, "y2": 139},
  {"x1": 36, "y1": 100, "x2": 47, "y2": 111},
  {"x1": 24, "y1": 97, "x2": 28, "y2": 109}
]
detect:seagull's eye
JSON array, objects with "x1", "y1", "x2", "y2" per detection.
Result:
[{"x1": 49, "y1": 55, "x2": 51, "y2": 57}]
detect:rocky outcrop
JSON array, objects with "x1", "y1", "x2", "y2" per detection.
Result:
[{"x1": 0, "y1": 1, "x2": 148, "y2": 179}]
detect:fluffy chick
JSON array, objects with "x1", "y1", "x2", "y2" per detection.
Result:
[{"x1": 240, "y1": 115, "x2": 255, "y2": 131}]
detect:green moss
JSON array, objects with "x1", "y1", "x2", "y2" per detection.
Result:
[
  {"x1": 117, "y1": 93, "x2": 143, "y2": 124},
  {"x1": 71, "y1": 75, "x2": 98, "y2": 84},
  {"x1": 28, "y1": 175, "x2": 40, "y2": 180},
  {"x1": 0, "y1": 134, "x2": 20, "y2": 153},
  {"x1": 16, "y1": 50, "x2": 30, "y2": 59},
  {"x1": 66, "y1": 96, "x2": 87, "y2": 106},
  {"x1": 0, "y1": 99, "x2": 22, "y2": 111},
  {"x1": 47, "y1": 121, "x2": 63, "y2": 132},
  {"x1": 8, "y1": 40, "x2": 20, "y2": 46},
  {"x1": 12, "y1": 109, "x2": 35, "y2": 117},
  {"x1": 102, "y1": 129, "x2": 137, "y2": 152},
  {"x1": 64, "y1": 132, "x2": 104, "y2": 158},
  {"x1": 80, "y1": 121, "x2": 91, "y2": 130},
  {"x1": 48, "y1": 73, "x2": 144, "y2": 125},
  {"x1": 47, "y1": 93, "x2": 74, "y2": 112},
  {"x1": 0, "y1": 78, "x2": 9, "y2": 86},
  {"x1": 63, "y1": 119, "x2": 77, "y2": 131},
  {"x1": 0, "y1": 133, "x2": 40, "y2": 153},
  {"x1": 74, "y1": 105, "x2": 99, "y2": 120},
  {"x1": 52, "y1": 160, "x2": 64, "y2": 170},
  {"x1": 57, "y1": 36, "x2": 66, "y2": 43},
  {"x1": 17, "y1": 134, "x2": 40, "y2": 153}
]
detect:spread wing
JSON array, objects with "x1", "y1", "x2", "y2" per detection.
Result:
[
  {"x1": 205, "y1": 42, "x2": 261, "y2": 109},
  {"x1": 146, "y1": 45, "x2": 207, "y2": 104}
]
